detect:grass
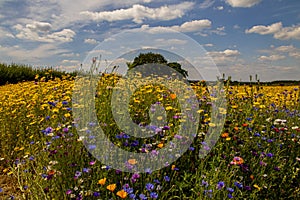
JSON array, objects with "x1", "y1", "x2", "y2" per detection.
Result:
[{"x1": 0, "y1": 67, "x2": 299, "y2": 199}]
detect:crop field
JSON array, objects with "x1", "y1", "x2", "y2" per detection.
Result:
[{"x1": 0, "y1": 73, "x2": 299, "y2": 199}]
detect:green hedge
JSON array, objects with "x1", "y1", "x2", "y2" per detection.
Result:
[{"x1": 0, "y1": 63, "x2": 77, "y2": 85}]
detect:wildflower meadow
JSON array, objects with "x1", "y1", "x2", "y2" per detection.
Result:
[{"x1": 0, "y1": 65, "x2": 299, "y2": 199}]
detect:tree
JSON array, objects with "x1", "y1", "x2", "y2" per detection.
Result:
[{"x1": 127, "y1": 52, "x2": 188, "y2": 78}]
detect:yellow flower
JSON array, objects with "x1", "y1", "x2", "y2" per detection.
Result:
[
  {"x1": 98, "y1": 178, "x2": 106, "y2": 186},
  {"x1": 116, "y1": 190, "x2": 128, "y2": 199},
  {"x1": 253, "y1": 184, "x2": 261, "y2": 191},
  {"x1": 106, "y1": 184, "x2": 116, "y2": 192}
]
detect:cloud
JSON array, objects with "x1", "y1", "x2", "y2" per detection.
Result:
[
  {"x1": 203, "y1": 43, "x2": 214, "y2": 47},
  {"x1": 26, "y1": 21, "x2": 52, "y2": 32},
  {"x1": 207, "y1": 49, "x2": 241, "y2": 65},
  {"x1": 199, "y1": 0, "x2": 215, "y2": 9},
  {"x1": 61, "y1": 59, "x2": 81, "y2": 64},
  {"x1": 273, "y1": 25, "x2": 300, "y2": 40},
  {"x1": 210, "y1": 26, "x2": 226, "y2": 35},
  {"x1": 258, "y1": 54, "x2": 285, "y2": 61},
  {"x1": 226, "y1": 0, "x2": 261, "y2": 8},
  {"x1": 172, "y1": 19, "x2": 212, "y2": 32},
  {"x1": 80, "y1": 2, "x2": 194, "y2": 23},
  {"x1": 0, "y1": 27, "x2": 15, "y2": 39},
  {"x1": 139, "y1": 19, "x2": 212, "y2": 34},
  {"x1": 154, "y1": 38, "x2": 187, "y2": 45},
  {"x1": 246, "y1": 22, "x2": 300, "y2": 40},
  {"x1": 258, "y1": 45, "x2": 300, "y2": 61},
  {"x1": 14, "y1": 21, "x2": 76, "y2": 43},
  {"x1": 246, "y1": 22, "x2": 282, "y2": 35},
  {"x1": 274, "y1": 45, "x2": 296, "y2": 53},
  {"x1": 214, "y1": 6, "x2": 224, "y2": 10},
  {"x1": 84, "y1": 38, "x2": 98, "y2": 44},
  {"x1": 0, "y1": 43, "x2": 70, "y2": 63},
  {"x1": 60, "y1": 52, "x2": 80, "y2": 57}
]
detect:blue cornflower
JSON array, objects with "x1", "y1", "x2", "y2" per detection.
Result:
[
  {"x1": 234, "y1": 182, "x2": 243, "y2": 189},
  {"x1": 129, "y1": 193, "x2": 136, "y2": 199},
  {"x1": 139, "y1": 193, "x2": 147, "y2": 200},
  {"x1": 146, "y1": 183, "x2": 154, "y2": 191},
  {"x1": 202, "y1": 180, "x2": 209, "y2": 187},
  {"x1": 154, "y1": 179, "x2": 160, "y2": 184},
  {"x1": 93, "y1": 192, "x2": 100, "y2": 197},
  {"x1": 82, "y1": 168, "x2": 91, "y2": 173},
  {"x1": 164, "y1": 176, "x2": 170, "y2": 182},
  {"x1": 227, "y1": 188, "x2": 234, "y2": 193},
  {"x1": 267, "y1": 153, "x2": 274, "y2": 158},
  {"x1": 217, "y1": 181, "x2": 225, "y2": 190},
  {"x1": 150, "y1": 192, "x2": 158, "y2": 199}
]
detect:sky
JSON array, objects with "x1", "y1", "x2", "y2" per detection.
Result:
[{"x1": 0, "y1": 0, "x2": 299, "y2": 81}]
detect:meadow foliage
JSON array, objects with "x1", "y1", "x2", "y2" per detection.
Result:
[{"x1": 0, "y1": 69, "x2": 299, "y2": 199}]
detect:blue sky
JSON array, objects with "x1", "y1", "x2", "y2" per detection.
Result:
[{"x1": 0, "y1": 0, "x2": 299, "y2": 81}]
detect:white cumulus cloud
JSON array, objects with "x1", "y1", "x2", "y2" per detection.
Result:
[
  {"x1": 80, "y1": 2, "x2": 194, "y2": 23},
  {"x1": 246, "y1": 22, "x2": 300, "y2": 40},
  {"x1": 84, "y1": 38, "x2": 98, "y2": 44},
  {"x1": 226, "y1": 0, "x2": 261, "y2": 8},
  {"x1": 259, "y1": 54, "x2": 285, "y2": 61},
  {"x1": 13, "y1": 21, "x2": 75, "y2": 43}
]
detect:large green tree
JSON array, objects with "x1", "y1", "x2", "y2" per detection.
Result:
[{"x1": 127, "y1": 52, "x2": 188, "y2": 78}]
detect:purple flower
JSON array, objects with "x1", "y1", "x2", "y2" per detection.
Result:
[
  {"x1": 154, "y1": 179, "x2": 160, "y2": 184},
  {"x1": 150, "y1": 192, "x2": 158, "y2": 199},
  {"x1": 139, "y1": 193, "x2": 147, "y2": 200},
  {"x1": 260, "y1": 161, "x2": 267, "y2": 166},
  {"x1": 234, "y1": 182, "x2": 243, "y2": 189},
  {"x1": 89, "y1": 161, "x2": 96, "y2": 165},
  {"x1": 274, "y1": 166, "x2": 280, "y2": 171},
  {"x1": 228, "y1": 194, "x2": 233, "y2": 198},
  {"x1": 146, "y1": 183, "x2": 154, "y2": 191},
  {"x1": 82, "y1": 168, "x2": 91, "y2": 173},
  {"x1": 164, "y1": 176, "x2": 170, "y2": 182},
  {"x1": 227, "y1": 188, "x2": 234, "y2": 193},
  {"x1": 204, "y1": 189, "x2": 212, "y2": 198},
  {"x1": 217, "y1": 181, "x2": 225, "y2": 190},
  {"x1": 245, "y1": 186, "x2": 252, "y2": 191},
  {"x1": 93, "y1": 192, "x2": 100, "y2": 197},
  {"x1": 267, "y1": 153, "x2": 274, "y2": 158},
  {"x1": 202, "y1": 180, "x2": 209, "y2": 187},
  {"x1": 66, "y1": 189, "x2": 72, "y2": 195}
]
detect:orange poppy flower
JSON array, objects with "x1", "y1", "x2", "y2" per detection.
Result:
[
  {"x1": 221, "y1": 133, "x2": 229, "y2": 138},
  {"x1": 128, "y1": 159, "x2": 137, "y2": 165},
  {"x1": 170, "y1": 93, "x2": 177, "y2": 100},
  {"x1": 98, "y1": 178, "x2": 106, "y2": 186},
  {"x1": 116, "y1": 190, "x2": 128, "y2": 199},
  {"x1": 106, "y1": 184, "x2": 116, "y2": 192},
  {"x1": 157, "y1": 143, "x2": 164, "y2": 148}
]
